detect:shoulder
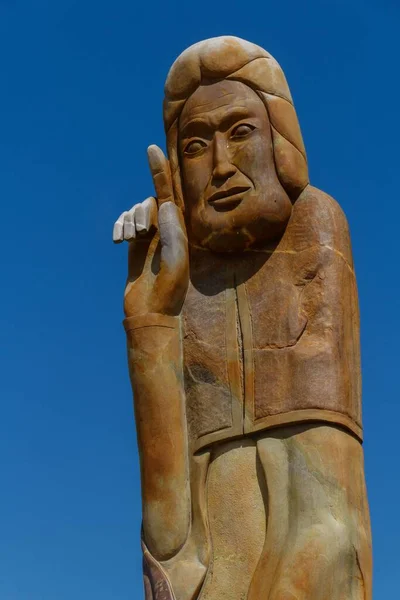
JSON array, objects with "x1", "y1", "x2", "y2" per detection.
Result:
[
  {"x1": 285, "y1": 185, "x2": 353, "y2": 266},
  {"x1": 294, "y1": 185, "x2": 348, "y2": 226}
]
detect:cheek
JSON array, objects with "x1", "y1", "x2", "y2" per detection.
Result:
[
  {"x1": 181, "y1": 155, "x2": 212, "y2": 204},
  {"x1": 231, "y1": 133, "x2": 274, "y2": 181}
]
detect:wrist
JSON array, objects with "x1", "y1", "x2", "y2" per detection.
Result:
[{"x1": 123, "y1": 312, "x2": 179, "y2": 332}]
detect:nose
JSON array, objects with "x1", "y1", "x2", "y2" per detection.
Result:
[{"x1": 212, "y1": 134, "x2": 236, "y2": 183}]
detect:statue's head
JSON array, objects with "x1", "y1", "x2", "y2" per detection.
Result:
[{"x1": 164, "y1": 36, "x2": 309, "y2": 252}]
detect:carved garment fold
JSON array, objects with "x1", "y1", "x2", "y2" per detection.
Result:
[{"x1": 182, "y1": 187, "x2": 362, "y2": 453}]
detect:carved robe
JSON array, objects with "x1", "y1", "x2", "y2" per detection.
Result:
[
  {"x1": 140, "y1": 186, "x2": 371, "y2": 600},
  {"x1": 184, "y1": 186, "x2": 362, "y2": 452}
]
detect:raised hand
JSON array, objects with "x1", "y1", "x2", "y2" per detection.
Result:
[{"x1": 113, "y1": 145, "x2": 189, "y2": 318}]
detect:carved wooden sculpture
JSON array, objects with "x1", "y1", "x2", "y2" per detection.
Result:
[{"x1": 113, "y1": 36, "x2": 372, "y2": 600}]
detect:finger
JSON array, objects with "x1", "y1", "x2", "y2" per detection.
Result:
[
  {"x1": 113, "y1": 211, "x2": 127, "y2": 243},
  {"x1": 123, "y1": 207, "x2": 136, "y2": 241},
  {"x1": 158, "y1": 201, "x2": 188, "y2": 273},
  {"x1": 147, "y1": 145, "x2": 174, "y2": 206},
  {"x1": 135, "y1": 197, "x2": 158, "y2": 235}
]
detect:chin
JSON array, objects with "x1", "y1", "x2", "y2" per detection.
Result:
[
  {"x1": 189, "y1": 214, "x2": 291, "y2": 253},
  {"x1": 199, "y1": 228, "x2": 254, "y2": 253},
  {"x1": 187, "y1": 189, "x2": 293, "y2": 252}
]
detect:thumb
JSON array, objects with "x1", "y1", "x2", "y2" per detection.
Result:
[
  {"x1": 147, "y1": 143, "x2": 188, "y2": 283},
  {"x1": 153, "y1": 202, "x2": 189, "y2": 314},
  {"x1": 158, "y1": 201, "x2": 187, "y2": 271},
  {"x1": 147, "y1": 144, "x2": 174, "y2": 206}
]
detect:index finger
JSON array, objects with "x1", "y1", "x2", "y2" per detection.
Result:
[
  {"x1": 147, "y1": 144, "x2": 174, "y2": 206},
  {"x1": 113, "y1": 211, "x2": 127, "y2": 244}
]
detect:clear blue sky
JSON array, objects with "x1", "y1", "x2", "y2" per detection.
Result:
[{"x1": 0, "y1": 1, "x2": 398, "y2": 598}]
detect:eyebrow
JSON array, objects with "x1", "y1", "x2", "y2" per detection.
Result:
[{"x1": 180, "y1": 107, "x2": 255, "y2": 139}]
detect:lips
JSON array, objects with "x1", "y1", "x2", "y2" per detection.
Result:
[{"x1": 208, "y1": 185, "x2": 251, "y2": 205}]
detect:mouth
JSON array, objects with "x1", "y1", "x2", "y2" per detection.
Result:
[{"x1": 207, "y1": 186, "x2": 251, "y2": 211}]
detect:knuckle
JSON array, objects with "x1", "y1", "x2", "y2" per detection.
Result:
[{"x1": 143, "y1": 196, "x2": 155, "y2": 209}]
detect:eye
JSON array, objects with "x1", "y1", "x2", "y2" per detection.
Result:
[
  {"x1": 231, "y1": 123, "x2": 255, "y2": 139},
  {"x1": 184, "y1": 139, "x2": 207, "y2": 155}
]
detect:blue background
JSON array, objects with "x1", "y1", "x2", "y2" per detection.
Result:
[{"x1": 1, "y1": 0, "x2": 398, "y2": 597}]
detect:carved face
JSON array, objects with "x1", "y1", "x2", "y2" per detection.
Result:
[{"x1": 178, "y1": 80, "x2": 292, "y2": 252}]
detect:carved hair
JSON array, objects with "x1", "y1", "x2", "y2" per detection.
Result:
[{"x1": 163, "y1": 36, "x2": 309, "y2": 210}]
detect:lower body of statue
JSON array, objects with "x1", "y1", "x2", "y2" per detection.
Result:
[{"x1": 142, "y1": 423, "x2": 372, "y2": 600}]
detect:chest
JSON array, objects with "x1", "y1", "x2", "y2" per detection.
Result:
[{"x1": 182, "y1": 249, "x2": 317, "y2": 451}]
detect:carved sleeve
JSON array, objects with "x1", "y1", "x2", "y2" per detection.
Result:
[{"x1": 125, "y1": 314, "x2": 190, "y2": 561}]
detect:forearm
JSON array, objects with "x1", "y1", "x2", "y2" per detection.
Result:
[{"x1": 124, "y1": 313, "x2": 190, "y2": 561}]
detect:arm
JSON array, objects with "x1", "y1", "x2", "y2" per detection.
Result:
[
  {"x1": 114, "y1": 146, "x2": 190, "y2": 561},
  {"x1": 125, "y1": 315, "x2": 190, "y2": 561},
  {"x1": 291, "y1": 186, "x2": 362, "y2": 433}
]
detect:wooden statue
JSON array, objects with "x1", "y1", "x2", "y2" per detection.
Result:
[{"x1": 113, "y1": 36, "x2": 372, "y2": 600}]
